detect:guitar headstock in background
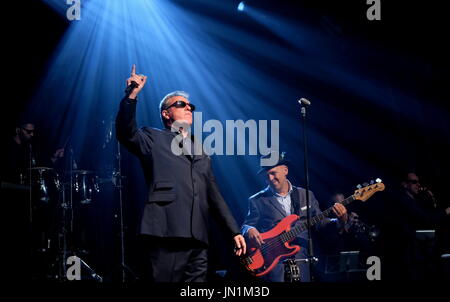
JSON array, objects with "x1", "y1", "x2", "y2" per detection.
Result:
[{"x1": 353, "y1": 178, "x2": 385, "y2": 202}]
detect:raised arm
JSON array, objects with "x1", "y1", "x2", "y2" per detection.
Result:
[{"x1": 115, "y1": 64, "x2": 152, "y2": 156}]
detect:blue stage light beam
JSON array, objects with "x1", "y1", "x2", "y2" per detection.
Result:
[
  {"x1": 237, "y1": 2, "x2": 245, "y2": 12},
  {"x1": 30, "y1": 0, "x2": 313, "y2": 217}
]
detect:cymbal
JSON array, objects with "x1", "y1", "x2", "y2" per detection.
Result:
[
  {"x1": 1, "y1": 181, "x2": 30, "y2": 191},
  {"x1": 66, "y1": 170, "x2": 93, "y2": 175},
  {"x1": 28, "y1": 167, "x2": 53, "y2": 171}
]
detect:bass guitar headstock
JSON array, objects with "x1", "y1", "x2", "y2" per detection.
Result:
[{"x1": 353, "y1": 178, "x2": 385, "y2": 202}]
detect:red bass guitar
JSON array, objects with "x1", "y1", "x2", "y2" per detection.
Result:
[{"x1": 241, "y1": 180, "x2": 385, "y2": 277}]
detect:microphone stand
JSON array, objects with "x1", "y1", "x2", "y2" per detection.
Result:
[
  {"x1": 69, "y1": 147, "x2": 76, "y2": 235},
  {"x1": 28, "y1": 143, "x2": 33, "y2": 224},
  {"x1": 27, "y1": 142, "x2": 34, "y2": 279},
  {"x1": 116, "y1": 139, "x2": 126, "y2": 282},
  {"x1": 66, "y1": 144, "x2": 103, "y2": 281},
  {"x1": 111, "y1": 119, "x2": 137, "y2": 282},
  {"x1": 57, "y1": 144, "x2": 73, "y2": 280},
  {"x1": 63, "y1": 145, "x2": 76, "y2": 279},
  {"x1": 299, "y1": 99, "x2": 316, "y2": 282}
]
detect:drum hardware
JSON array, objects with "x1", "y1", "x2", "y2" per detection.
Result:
[
  {"x1": 99, "y1": 116, "x2": 136, "y2": 281},
  {"x1": 45, "y1": 147, "x2": 103, "y2": 281},
  {"x1": 28, "y1": 144, "x2": 33, "y2": 224},
  {"x1": 14, "y1": 141, "x2": 102, "y2": 281},
  {"x1": 283, "y1": 258, "x2": 316, "y2": 282},
  {"x1": 284, "y1": 259, "x2": 301, "y2": 282}
]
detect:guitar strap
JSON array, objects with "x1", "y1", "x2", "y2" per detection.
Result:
[{"x1": 290, "y1": 187, "x2": 301, "y2": 216}]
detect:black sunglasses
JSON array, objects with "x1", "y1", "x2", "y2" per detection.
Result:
[
  {"x1": 21, "y1": 128, "x2": 34, "y2": 134},
  {"x1": 407, "y1": 179, "x2": 419, "y2": 184},
  {"x1": 164, "y1": 100, "x2": 195, "y2": 112}
]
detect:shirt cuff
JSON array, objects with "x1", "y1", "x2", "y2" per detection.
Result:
[
  {"x1": 240, "y1": 225, "x2": 255, "y2": 236},
  {"x1": 123, "y1": 97, "x2": 137, "y2": 104}
]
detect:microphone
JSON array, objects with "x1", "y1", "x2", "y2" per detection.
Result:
[
  {"x1": 124, "y1": 81, "x2": 138, "y2": 96},
  {"x1": 298, "y1": 98, "x2": 311, "y2": 106}
]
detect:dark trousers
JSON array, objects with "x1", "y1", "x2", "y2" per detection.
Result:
[{"x1": 141, "y1": 236, "x2": 208, "y2": 282}]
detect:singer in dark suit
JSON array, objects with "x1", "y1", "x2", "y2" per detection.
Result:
[{"x1": 115, "y1": 65, "x2": 246, "y2": 282}]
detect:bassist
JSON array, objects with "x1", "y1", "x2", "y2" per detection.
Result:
[{"x1": 240, "y1": 151, "x2": 348, "y2": 281}]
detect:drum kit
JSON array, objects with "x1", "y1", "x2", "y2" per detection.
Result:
[
  {"x1": 24, "y1": 165, "x2": 103, "y2": 281},
  {"x1": 14, "y1": 119, "x2": 133, "y2": 282}
]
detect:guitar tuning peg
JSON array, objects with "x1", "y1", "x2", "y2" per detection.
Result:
[
  {"x1": 362, "y1": 182, "x2": 369, "y2": 187},
  {"x1": 376, "y1": 178, "x2": 382, "y2": 183},
  {"x1": 370, "y1": 180, "x2": 374, "y2": 185},
  {"x1": 356, "y1": 184, "x2": 362, "y2": 189}
]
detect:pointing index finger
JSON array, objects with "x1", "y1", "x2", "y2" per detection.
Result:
[{"x1": 131, "y1": 64, "x2": 136, "y2": 76}]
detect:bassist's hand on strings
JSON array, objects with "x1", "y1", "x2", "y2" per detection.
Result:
[{"x1": 247, "y1": 228, "x2": 265, "y2": 248}]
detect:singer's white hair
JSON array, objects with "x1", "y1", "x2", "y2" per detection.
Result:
[{"x1": 159, "y1": 90, "x2": 190, "y2": 128}]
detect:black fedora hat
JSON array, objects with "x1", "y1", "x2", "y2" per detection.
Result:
[{"x1": 257, "y1": 151, "x2": 290, "y2": 174}]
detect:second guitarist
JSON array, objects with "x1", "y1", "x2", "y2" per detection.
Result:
[{"x1": 240, "y1": 151, "x2": 348, "y2": 282}]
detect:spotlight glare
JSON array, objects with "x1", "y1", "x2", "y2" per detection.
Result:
[{"x1": 237, "y1": 1, "x2": 245, "y2": 12}]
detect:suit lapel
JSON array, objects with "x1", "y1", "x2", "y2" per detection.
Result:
[
  {"x1": 265, "y1": 194, "x2": 287, "y2": 217},
  {"x1": 162, "y1": 129, "x2": 192, "y2": 163}
]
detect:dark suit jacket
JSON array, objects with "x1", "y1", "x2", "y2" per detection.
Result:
[
  {"x1": 116, "y1": 98, "x2": 239, "y2": 245},
  {"x1": 241, "y1": 185, "x2": 330, "y2": 246}
]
